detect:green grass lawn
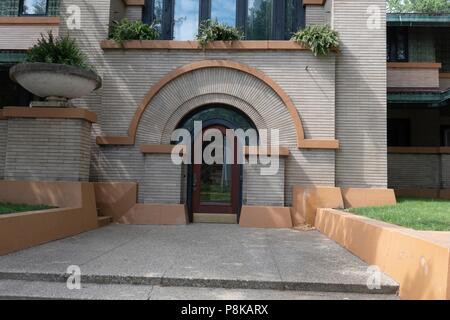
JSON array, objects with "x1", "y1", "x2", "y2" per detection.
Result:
[
  {"x1": 0, "y1": 203, "x2": 55, "y2": 215},
  {"x1": 347, "y1": 197, "x2": 450, "y2": 231}
]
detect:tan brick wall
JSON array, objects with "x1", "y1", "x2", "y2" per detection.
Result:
[
  {"x1": 388, "y1": 67, "x2": 440, "y2": 88},
  {"x1": 4, "y1": 118, "x2": 92, "y2": 181},
  {"x1": 0, "y1": 25, "x2": 59, "y2": 50}
]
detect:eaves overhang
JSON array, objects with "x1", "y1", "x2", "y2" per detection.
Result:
[
  {"x1": 388, "y1": 88, "x2": 450, "y2": 105},
  {"x1": 387, "y1": 13, "x2": 450, "y2": 27}
]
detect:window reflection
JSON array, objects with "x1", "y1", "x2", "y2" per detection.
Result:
[
  {"x1": 173, "y1": 0, "x2": 200, "y2": 40},
  {"x1": 247, "y1": 0, "x2": 273, "y2": 40},
  {"x1": 211, "y1": 0, "x2": 237, "y2": 26},
  {"x1": 153, "y1": 0, "x2": 163, "y2": 32},
  {"x1": 21, "y1": 0, "x2": 48, "y2": 15}
]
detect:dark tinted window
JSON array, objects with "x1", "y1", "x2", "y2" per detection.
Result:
[{"x1": 388, "y1": 118, "x2": 411, "y2": 147}]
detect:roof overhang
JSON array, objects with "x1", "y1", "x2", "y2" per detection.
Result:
[
  {"x1": 387, "y1": 13, "x2": 450, "y2": 27},
  {"x1": 388, "y1": 88, "x2": 450, "y2": 105}
]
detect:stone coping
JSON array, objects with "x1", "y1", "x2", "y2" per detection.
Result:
[
  {"x1": 0, "y1": 17, "x2": 60, "y2": 25},
  {"x1": 303, "y1": 0, "x2": 326, "y2": 5},
  {"x1": 387, "y1": 62, "x2": 442, "y2": 69},
  {"x1": 122, "y1": 0, "x2": 144, "y2": 5},
  {"x1": 100, "y1": 40, "x2": 339, "y2": 52},
  {"x1": 388, "y1": 146, "x2": 450, "y2": 154},
  {"x1": 3, "y1": 107, "x2": 97, "y2": 123}
]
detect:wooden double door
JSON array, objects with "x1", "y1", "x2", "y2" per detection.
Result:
[{"x1": 192, "y1": 125, "x2": 240, "y2": 214}]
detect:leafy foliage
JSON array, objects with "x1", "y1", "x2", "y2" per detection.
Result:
[
  {"x1": 290, "y1": 25, "x2": 340, "y2": 56},
  {"x1": 387, "y1": 0, "x2": 450, "y2": 14},
  {"x1": 26, "y1": 31, "x2": 90, "y2": 70},
  {"x1": 196, "y1": 20, "x2": 244, "y2": 47},
  {"x1": 109, "y1": 19, "x2": 160, "y2": 44}
]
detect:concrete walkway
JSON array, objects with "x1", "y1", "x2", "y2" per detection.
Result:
[{"x1": 0, "y1": 224, "x2": 399, "y2": 299}]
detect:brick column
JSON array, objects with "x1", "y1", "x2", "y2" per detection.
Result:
[{"x1": 2, "y1": 107, "x2": 96, "y2": 181}]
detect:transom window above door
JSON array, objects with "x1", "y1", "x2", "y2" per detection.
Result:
[{"x1": 143, "y1": 0, "x2": 305, "y2": 40}]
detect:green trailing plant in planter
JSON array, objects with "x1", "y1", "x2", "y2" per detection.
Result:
[
  {"x1": 26, "y1": 31, "x2": 91, "y2": 70},
  {"x1": 291, "y1": 24, "x2": 340, "y2": 56},
  {"x1": 110, "y1": 19, "x2": 160, "y2": 45},
  {"x1": 196, "y1": 20, "x2": 244, "y2": 47}
]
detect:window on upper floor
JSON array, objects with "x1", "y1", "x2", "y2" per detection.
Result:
[
  {"x1": 143, "y1": 0, "x2": 305, "y2": 40},
  {"x1": 19, "y1": 0, "x2": 48, "y2": 16},
  {"x1": 387, "y1": 27, "x2": 409, "y2": 62},
  {"x1": 387, "y1": 118, "x2": 411, "y2": 147}
]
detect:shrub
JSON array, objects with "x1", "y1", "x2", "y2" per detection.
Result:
[
  {"x1": 26, "y1": 31, "x2": 90, "y2": 70},
  {"x1": 196, "y1": 20, "x2": 244, "y2": 47},
  {"x1": 291, "y1": 24, "x2": 340, "y2": 56},
  {"x1": 110, "y1": 19, "x2": 160, "y2": 44}
]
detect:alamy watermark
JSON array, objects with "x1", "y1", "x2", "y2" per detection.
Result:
[{"x1": 171, "y1": 121, "x2": 281, "y2": 176}]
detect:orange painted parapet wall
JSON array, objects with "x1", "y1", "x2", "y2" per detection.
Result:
[
  {"x1": 0, "y1": 181, "x2": 98, "y2": 256},
  {"x1": 341, "y1": 188, "x2": 397, "y2": 209},
  {"x1": 239, "y1": 205, "x2": 293, "y2": 228},
  {"x1": 291, "y1": 187, "x2": 344, "y2": 227},
  {"x1": 119, "y1": 204, "x2": 188, "y2": 225},
  {"x1": 92, "y1": 182, "x2": 188, "y2": 225},
  {"x1": 93, "y1": 182, "x2": 137, "y2": 221},
  {"x1": 290, "y1": 187, "x2": 395, "y2": 227},
  {"x1": 315, "y1": 209, "x2": 450, "y2": 300}
]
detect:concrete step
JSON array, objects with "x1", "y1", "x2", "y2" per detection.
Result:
[
  {"x1": 0, "y1": 280, "x2": 399, "y2": 300},
  {"x1": 0, "y1": 271, "x2": 399, "y2": 295},
  {"x1": 97, "y1": 216, "x2": 113, "y2": 228},
  {"x1": 193, "y1": 213, "x2": 237, "y2": 224}
]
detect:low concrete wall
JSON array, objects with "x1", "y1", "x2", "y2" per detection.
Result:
[
  {"x1": 0, "y1": 181, "x2": 98, "y2": 256},
  {"x1": 315, "y1": 208, "x2": 450, "y2": 300},
  {"x1": 291, "y1": 186, "x2": 344, "y2": 227},
  {"x1": 341, "y1": 188, "x2": 396, "y2": 208},
  {"x1": 239, "y1": 205, "x2": 292, "y2": 229},
  {"x1": 93, "y1": 182, "x2": 137, "y2": 221},
  {"x1": 118, "y1": 204, "x2": 188, "y2": 225}
]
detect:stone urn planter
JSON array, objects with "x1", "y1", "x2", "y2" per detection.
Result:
[{"x1": 9, "y1": 62, "x2": 102, "y2": 103}]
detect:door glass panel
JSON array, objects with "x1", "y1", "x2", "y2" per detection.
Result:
[
  {"x1": 173, "y1": 0, "x2": 200, "y2": 40},
  {"x1": 200, "y1": 164, "x2": 232, "y2": 204},
  {"x1": 200, "y1": 133, "x2": 232, "y2": 204},
  {"x1": 211, "y1": 0, "x2": 237, "y2": 26}
]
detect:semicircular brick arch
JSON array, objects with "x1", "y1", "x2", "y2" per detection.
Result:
[
  {"x1": 124, "y1": 59, "x2": 305, "y2": 147},
  {"x1": 160, "y1": 93, "x2": 268, "y2": 144},
  {"x1": 135, "y1": 66, "x2": 297, "y2": 147}
]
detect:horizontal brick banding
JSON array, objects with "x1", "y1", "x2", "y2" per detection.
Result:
[
  {"x1": 3, "y1": 107, "x2": 97, "y2": 123},
  {"x1": 0, "y1": 17, "x2": 60, "y2": 25}
]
